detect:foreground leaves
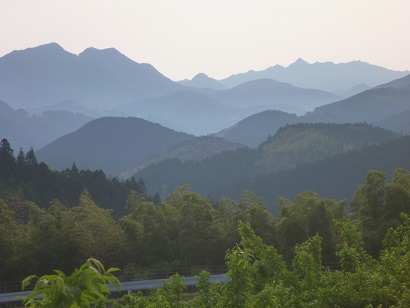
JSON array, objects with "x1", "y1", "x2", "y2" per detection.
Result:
[{"x1": 22, "y1": 258, "x2": 121, "y2": 308}]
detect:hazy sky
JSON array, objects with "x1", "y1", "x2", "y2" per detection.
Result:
[{"x1": 1, "y1": 0, "x2": 409, "y2": 80}]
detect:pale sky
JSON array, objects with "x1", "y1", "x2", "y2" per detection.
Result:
[{"x1": 1, "y1": 0, "x2": 409, "y2": 80}]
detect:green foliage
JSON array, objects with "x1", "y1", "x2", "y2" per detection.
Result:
[
  {"x1": 19, "y1": 204, "x2": 410, "y2": 307},
  {"x1": 159, "y1": 273, "x2": 187, "y2": 307},
  {"x1": 21, "y1": 258, "x2": 120, "y2": 307},
  {"x1": 335, "y1": 220, "x2": 371, "y2": 272},
  {"x1": 193, "y1": 271, "x2": 218, "y2": 308},
  {"x1": 3, "y1": 160, "x2": 410, "y2": 307},
  {"x1": 351, "y1": 168, "x2": 410, "y2": 256},
  {"x1": 60, "y1": 190, "x2": 123, "y2": 268},
  {"x1": 276, "y1": 191, "x2": 346, "y2": 263}
]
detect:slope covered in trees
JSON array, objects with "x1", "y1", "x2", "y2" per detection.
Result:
[
  {"x1": 0, "y1": 138, "x2": 145, "y2": 218},
  {"x1": 243, "y1": 135, "x2": 410, "y2": 214},
  {"x1": 119, "y1": 136, "x2": 246, "y2": 179},
  {"x1": 115, "y1": 214, "x2": 410, "y2": 307},
  {"x1": 136, "y1": 123, "x2": 398, "y2": 203},
  {"x1": 3, "y1": 167, "x2": 410, "y2": 307}
]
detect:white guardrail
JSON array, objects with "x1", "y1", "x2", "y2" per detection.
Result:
[{"x1": 0, "y1": 274, "x2": 228, "y2": 304}]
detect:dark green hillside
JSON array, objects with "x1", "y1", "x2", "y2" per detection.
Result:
[
  {"x1": 156, "y1": 135, "x2": 246, "y2": 162},
  {"x1": 119, "y1": 136, "x2": 246, "y2": 179},
  {"x1": 257, "y1": 123, "x2": 397, "y2": 173},
  {"x1": 0, "y1": 139, "x2": 146, "y2": 218},
  {"x1": 214, "y1": 110, "x2": 298, "y2": 148},
  {"x1": 36, "y1": 117, "x2": 195, "y2": 175},
  {"x1": 137, "y1": 147, "x2": 258, "y2": 198},
  {"x1": 137, "y1": 123, "x2": 397, "y2": 199},
  {"x1": 240, "y1": 135, "x2": 410, "y2": 214}
]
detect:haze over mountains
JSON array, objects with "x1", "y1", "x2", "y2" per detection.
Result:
[
  {"x1": 1, "y1": 43, "x2": 409, "y2": 140},
  {"x1": 35, "y1": 117, "x2": 195, "y2": 175},
  {"x1": 0, "y1": 100, "x2": 92, "y2": 150},
  {"x1": 179, "y1": 73, "x2": 226, "y2": 91},
  {"x1": 0, "y1": 42, "x2": 409, "y2": 226},
  {"x1": 217, "y1": 58, "x2": 409, "y2": 93},
  {"x1": 308, "y1": 74, "x2": 410, "y2": 124},
  {"x1": 36, "y1": 116, "x2": 248, "y2": 176},
  {"x1": 0, "y1": 43, "x2": 181, "y2": 110},
  {"x1": 1, "y1": 43, "x2": 410, "y2": 198}
]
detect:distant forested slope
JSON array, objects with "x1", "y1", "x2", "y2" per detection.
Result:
[{"x1": 137, "y1": 123, "x2": 398, "y2": 205}]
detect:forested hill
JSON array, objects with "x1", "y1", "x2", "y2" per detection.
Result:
[
  {"x1": 257, "y1": 122, "x2": 397, "y2": 173},
  {"x1": 36, "y1": 117, "x2": 195, "y2": 175},
  {"x1": 136, "y1": 123, "x2": 398, "y2": 201},
  {"x1": 119, "y1": 136, "x2": 246, "y2": 179},
  {"x1": 233, "y1": 135, "x2": 410, "y2": 214},
  {"x1": 0, "y1": 138, "x2": 146, "y2": 218}
]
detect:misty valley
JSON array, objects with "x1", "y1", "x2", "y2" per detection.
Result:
[{"x1": 1, "y1": 43, "x2": 410, "y2": 307}]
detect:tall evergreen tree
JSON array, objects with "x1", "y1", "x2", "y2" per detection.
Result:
[{"x1": 25, "y1": 147, "x2": 38, "y2": 165}]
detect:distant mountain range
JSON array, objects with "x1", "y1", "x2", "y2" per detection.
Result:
[
  {"x1": 308, "y1": 74, "x2": 410, "y2": 124},
  {"x1": 2, "y1": 43, "x2": 409, "y2": 138},
  {"x1": 125, "y1": 90, "x2": 237, "y2": 136},
  {"x1": 209, "y1": 78, "x2": 338, "y2": 111},
  {"x1": 127, "y1": 79, "x2": 338, "y2": 135},
  {"x1": 210, "y1": 73, "x2": 410, "y2": 147},
  {"x1": 0, "y1": 100, "x2": 92, "y2": 150},
  {"x1": 0, "y1": 43, "x2": 182, "y2": 109},
  {"x1": 179, "y1": 73, "x2": 226, "y2": 90},
  {"x1": 1, "y1": 42, "x2": 409, "y2": 171},
  {"x1": 218, "y1": 58, "x2": 409, "y2": 93}
]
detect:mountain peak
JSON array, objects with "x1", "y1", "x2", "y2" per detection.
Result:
[
  {"x1": 79, "y1": 46, "x2": 123, "y2": 58},
  {"x1": 289, "y1": 58, "x2": 309, "y2": 67},
  {"x1": 6, "y1": 42, "x2": 68, "y2": 58},
  {"x1": 184, "y1": 73, "x2": 226, "y2": 90},
  {"x1": 192, "y1": 73, "x2": 210, "y2": 80},
  {"x1": 36, "y1": 42, "x2": 65, "y2": 51}
]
